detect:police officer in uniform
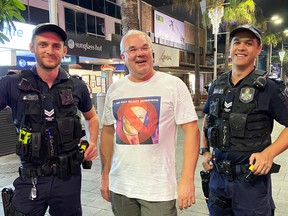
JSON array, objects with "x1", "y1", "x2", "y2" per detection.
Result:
[
  {"x1": 0, "y1": 23, "x2": 99, "y2": 215},
  {"x1": 200, "y1": 25, "x2": 288, "y2": 215}
]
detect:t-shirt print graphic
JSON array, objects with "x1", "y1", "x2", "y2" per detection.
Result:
[{"x1": 113, "y1": 97, "x2": 160, "y2": 145}]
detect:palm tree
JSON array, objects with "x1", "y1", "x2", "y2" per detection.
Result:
[
  {"x1": 262, "y1": 33, "x2": 282, "y2": 73},
  {"x1": 204, "y1": 0, "x2": 256, "y2": 72},
  {"x1": 120, "y1": 0, "x2": 140, "y2": 34},
  {"x1": 0, "y1": 0, "x2": 26, "y2": 44},
  {"x1": 172, "y1": 0, "x2": 202, "y2": 106},
  {"x1": 222, "y1": 0, "x2": 256, "y2": 71}
]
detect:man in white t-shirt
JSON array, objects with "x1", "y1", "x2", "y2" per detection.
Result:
[{"x1": 100, "y1": 30, "x2": 200, "y2": 216}]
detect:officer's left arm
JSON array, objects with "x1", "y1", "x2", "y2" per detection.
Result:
[
  {"x1": 178, "y1": 121, "x2": 200, "y2": 210},
  {"x1": 249, "y1": 81, "x2": 288, "y2": 175},
  {"x1": 82, "y1": 106, "x2": 99, "y2": 160},
  {"x1": 249, "y1": 127, "x2": 288, "y2": 175}
]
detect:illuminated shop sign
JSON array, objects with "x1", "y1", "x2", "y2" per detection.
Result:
[
  {"x1": 154, "y1": 10, "x2": 184, "y2": 44},
  {"x1": 93, "y1": 64, "x2": 125, "y2": 71},
  {"x1": 0, "y1": 22, "x2": 35, "y2": 50},
  {"x1": 16, "y1": 55, "x2": 77, "y2": 68},
  {"x1": 66, "y1": 33, "x2": 119, "y2": 59},
  {"x1": 152, "y1": 44, "x2": 179, "y2": 67}
]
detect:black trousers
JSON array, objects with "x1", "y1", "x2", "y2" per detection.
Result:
[{"x1": 12, "y1": 166, "x2": 82, "y2": 216}]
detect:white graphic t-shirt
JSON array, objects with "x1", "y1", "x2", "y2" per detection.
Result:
[{"x1": 102, "y1": 72, "x2": 198, "y2": 201}]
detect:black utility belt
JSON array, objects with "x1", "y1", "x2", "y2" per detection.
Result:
[
  {"x1": 19, "y1": 150, "x2": 84, "y2": 179},
  {"x1": 214, "y1": 160, "x2": 249, "y2": 181},
  {"x1": 213, "y1": 160, "x2": 281, "y2": 182}
]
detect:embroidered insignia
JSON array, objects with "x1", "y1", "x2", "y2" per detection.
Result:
[
  {"x1": 224, "y1": 101, "x2": 232, "y2": 112},
  {"x1": 213, "y1": 87, "x2": 224, "y2": 94},
  {"x1": 44, "y1": 109, "x2": 55, "y2": 121},
  {"x1": 239, "y1": 87, "x2": 255, "y2": 103}
]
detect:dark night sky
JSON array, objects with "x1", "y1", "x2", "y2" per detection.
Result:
[
  {"x1": 254, "y1": 0, "x2": 287, "y2": 17},
  {"x1": 254, "y1": 0, "x2": 288, "y2": 30}
]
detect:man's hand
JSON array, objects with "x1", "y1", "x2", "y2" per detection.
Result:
[
  {"x1": 100, "y1": 174, "x2": 110, "y2": 202},
  {"x1": 84, "y1": 141, "x2": 98, "y2": 160},
  {"x1": 249, "y1": 152, "x2": 273, "y2": 175},
  {"x1": 201, "y1": 152, "x2": 213, "y2": 171},
  {"x1": 177, "y1": 178, "x2": 195, "y2": 210}
]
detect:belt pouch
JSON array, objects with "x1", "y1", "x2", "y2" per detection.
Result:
[
  {"x1": 31, "y1": 132, "x2": 41, "y2": 157},
  {"x1": 222, "y1": 160, "x2": 233, "y2": 181},
  {"x1": 56, "y1": 117, "x2": 74, "y2": 144},
  {"x1": 57, "y1": 155, "x2": 68, "y2": 179},
  {"x1": 16, "y1": 141, "x2": 25, "y2": 157},
  {"x1": 69, "y1": 151, "x2": 81, "y2": 174},
  {"x1": 229, "y1": 113, "x2": 247, "y2": 138}
]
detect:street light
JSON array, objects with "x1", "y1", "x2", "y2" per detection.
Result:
[
  {"x1": 271, "y1": 15, "x2": 283, "y2": 24},
  {"x1": 208, "y1": 6, "x2": 224, "y2": 80}
]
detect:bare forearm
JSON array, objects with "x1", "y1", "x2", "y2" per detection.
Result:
[
  {"x1": 86, "y1": 115, "x2": 99, "y2": 144},
  {"x1": 262, "y1": 127, "x2": 288, "y2": 159},
  {"x1": 100, "y1": 125, "x2": 115, "y2": 175},
  {"x1": 180, "y1": 121, "x2": 200, "y2": 181},
  {"x1": 200, "y1": 115, "x2": 209, "y2": 148}
]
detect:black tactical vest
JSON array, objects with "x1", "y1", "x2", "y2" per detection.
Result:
[
  {"x1": 206, "y1": 70, "x2": 273, "y2": 152},
  {"x1": 16, "y1": 70, "x2": 82, "y2": 164}
]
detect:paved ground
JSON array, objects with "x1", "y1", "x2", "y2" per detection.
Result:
[{"x1": 0, "y1": 118, "x2": 287, "y2": 215}]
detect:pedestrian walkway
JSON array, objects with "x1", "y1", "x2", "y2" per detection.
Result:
[{"x1": 0, "y1": 119, "x2": 287, "y2": 215}]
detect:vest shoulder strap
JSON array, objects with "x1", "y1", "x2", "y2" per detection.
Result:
[
  {"x1": 217, "y1": 72, "x2": 230, "y2": 85},
  {"x1": 18, "y1": 69, "x2": 39, "y2": 91}
]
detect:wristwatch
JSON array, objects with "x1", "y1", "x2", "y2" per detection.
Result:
[{"x1": 199, "y1": 147, "x2": 210, "y2": 155}]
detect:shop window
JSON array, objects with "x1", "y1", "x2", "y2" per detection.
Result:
[
  {"x1": 63, "y1": 0, "x2": 78, "y2": 4},
  {"x1": 65, "y1": 8, "x2": 76, "y2": 33},
  {"x1": 187, "y1": 52, "x2": 194, "y2": 64},
  {"x1": 96, "y1": 17, "x2": 105, "y2": 36},
  {"x1": 105, "y1": 1, "x2": 116, "y2": 18},
  {"x1": 115, "y1": 5, "x2": 121, "y2": 19},
  {"x1": 76, "y1": 12, "x2": 86, "y2": 34},
  {"x1": 179, "y1": 51, "x2": 185, "y2": 63},
  {"x1": 87, "y1": 14, "x2": 96, "y2": 34},
  {"x1": 105, "y1": 1, "x2": 121, "y2": 19},
  {"x1": 93, "y1": 0, "x2": 105, "y2": 13},
  {"x1": 115, "y1": 23, "x2": 122, "y2": 35},
  {"x1": 80, "y1": 0, "x2": 93, "y2": 10},
  {"x1": 27, "y1": 6, "x2": 49, "y2": 25}
]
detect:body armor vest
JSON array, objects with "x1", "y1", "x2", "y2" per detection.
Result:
[
  {"x1": 206, "y1": 70, "x2": 273, "y2": 152},
  {"x1": 16, "y1": 70, "x2": 82, "y2": 164}
]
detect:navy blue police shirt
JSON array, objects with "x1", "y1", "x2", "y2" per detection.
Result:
[
  {"x1": 203, "y1": 71, "x2": 288, "y2": 164},
  {"x1": 0, "y1": 66, "x2": 92, "y2": 120},
  {"x1": 0, "y1": 66, "x2": 92, "y2": 165}
]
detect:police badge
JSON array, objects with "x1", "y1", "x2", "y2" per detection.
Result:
[{"x1": 239, "y1": 87, "x2": 255, "y2": 103}]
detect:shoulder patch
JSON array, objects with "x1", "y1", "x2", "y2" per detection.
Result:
[{"x1": 239, "y1": 87, "x2": 255, "y2": 103}]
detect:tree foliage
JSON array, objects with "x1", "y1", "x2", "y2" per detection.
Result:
[
  {"x1": 0, "y1": 0, "x2": 26, "y2": 44},
  {"x1": 203, "y1": 0, "x2": 256, "y2": 71},
  {"x1": 262, "y1": 33, "x2": 282, "y2": 47},
  {"x1": 172, "y1": 0, "x2": 202, "y2": 106}
]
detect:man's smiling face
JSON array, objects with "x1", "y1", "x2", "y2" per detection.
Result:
[{"x1": 230, "y1": 30, "x2": 262, "y2": 68}]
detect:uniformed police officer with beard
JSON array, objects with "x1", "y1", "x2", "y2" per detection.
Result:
[
  {"x1": 200, "y1": 25, "x2": 288, "y2": 215},
  {"x1": 0, "y1": 23, "x2": 99, "y2": 216}
]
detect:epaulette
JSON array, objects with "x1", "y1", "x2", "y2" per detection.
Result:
[
  {"x1": 71, "y1": 74, "x2": 82, "y2": 80},
  {"x1": 268, "y1": 77, "x2": 284, "y2": 84}
]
